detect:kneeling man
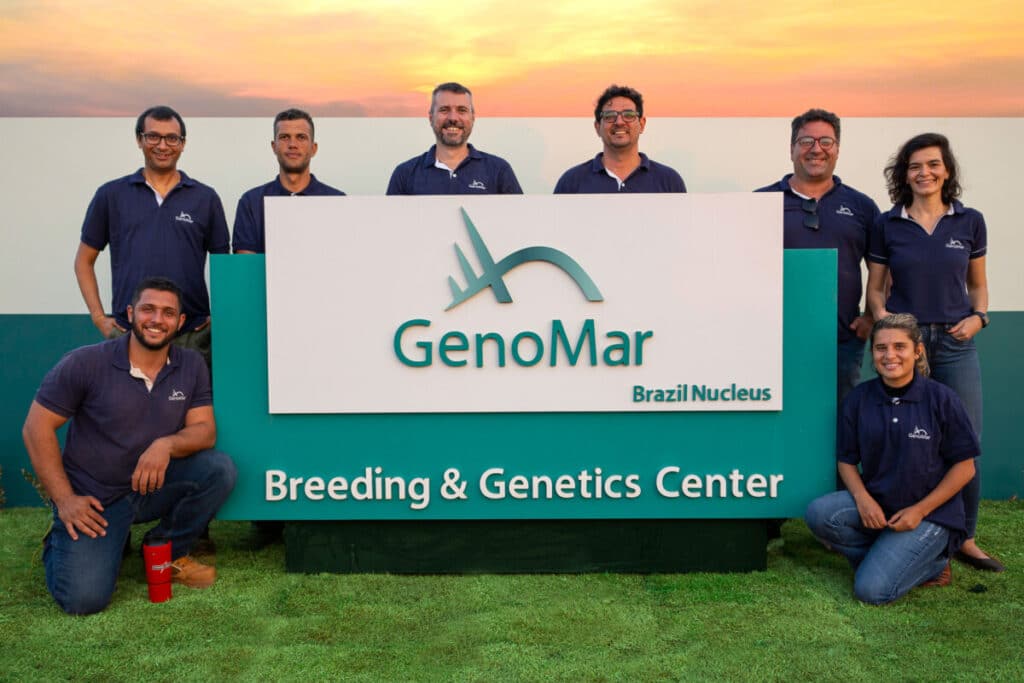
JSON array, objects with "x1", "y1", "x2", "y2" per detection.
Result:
[{"x1": 23, "y1": 277, "x2": 237, "y2": 615}]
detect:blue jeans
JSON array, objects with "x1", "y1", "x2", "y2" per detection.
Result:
[
  {"x1": 920, "y1": 324, "x2": 982, "y2": 538},
  {"x1": 43, "y1": 449, "x2": 236, "y2": 615},
  {"x1": 837, "y1": 336, "x2": 866, "y2": 406},
  {"x1": 805, "y1": 491, "x2": 949, "y2": 605}
]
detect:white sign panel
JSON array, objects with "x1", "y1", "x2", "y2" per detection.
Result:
[{"x1": 265, "y1": 194, "x2": 782, "y2": 413}]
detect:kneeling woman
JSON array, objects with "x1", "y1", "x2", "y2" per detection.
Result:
[{"x1": 805, "y1": 314, "x2": 978, "y2": 605}]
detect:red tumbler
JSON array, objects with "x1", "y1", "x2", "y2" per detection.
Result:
[{"x1": 142, "y1": 539, "x2": 173, "y2": 603}]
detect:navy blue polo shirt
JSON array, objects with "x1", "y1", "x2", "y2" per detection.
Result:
[
  {"x1": 232, "y1": 175, "x2": 346, "y2": 253},
  {"x1": 838, "y1": 375, "x2": 978, "y2": 540},
  {"x1": 386, "y1": 144, "x2": 523, "y2": 195},
  {"x1": 755, "y1": 175, "x2": 880, "y2": 343},
  {"x1": 34, "y1": 335, "x2": 213, "y2": 505},
  {"x1": 553, "y1": 153, "x2": 687, "y2": 194},
  {"x1": 867, "y1": 201, "x2": 987, "y2": 324},
  {"x1": 80, "y1": 169, "x2": 230, "y2": 331}
]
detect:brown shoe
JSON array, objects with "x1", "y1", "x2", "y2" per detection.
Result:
[
  {"x1": 920, "y1": 562, "x2": 951, "y2": 588},
  {"x1": 171, "y1": 555, "x2": 216, "y2": 589}
]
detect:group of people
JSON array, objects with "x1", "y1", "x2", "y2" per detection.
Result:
[{"x1": 23, "y1": 81, "x2": 997, "y2": 614}]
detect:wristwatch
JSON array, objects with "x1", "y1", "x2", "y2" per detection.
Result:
[{"x1": 973, "y1": 311, "x2": 990, "y2": 328}]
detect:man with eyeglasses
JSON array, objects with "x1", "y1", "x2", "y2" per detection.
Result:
[
  {"x1": 387, "y1": 82, "x2": 522, "y2": 195},
  {"x1": 554, "y1": 85, "x2": 686, "y2": 193},
  {"x1": 755, "y1": 108, "x2": 880, "y2": 403},
  {"x1": 233, "y1": 108, "x2": 345, "y2": 254},
  {"x1": 74, "y1": 105, "x2": 230, "y2": 369}
]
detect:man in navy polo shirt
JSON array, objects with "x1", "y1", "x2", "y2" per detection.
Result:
[
  {"x1": 386, "y1": 82, "x2": 522, "y2": 195},
  {"x1": 756, "y1": 108, "x2": 881, "y2": 403},
  {"x1": 74, "y1": 105, "x2": 230, "y2": 367},
  {"x1": 554, "y1": 85, "x2": 686, "y2": 194},
  {"x1": 23, "y1": 277, "x2": 236, "y2": 615},
  {"x1": 233, "y1": 108, "x2": 345, "y2": 254}
]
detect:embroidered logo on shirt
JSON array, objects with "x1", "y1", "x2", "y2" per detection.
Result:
[
  {"x1": 835, "y1": 205, "x2": 854, "y2": 216},
  {"x1": 908, "y1": 426, "x2": 931, "y2": 440},
  {"x1": 945, "y1": 238, "x2": 965, "y2": 250},
  {"x1": 169, "y1": 389, "x2": 187, "y2": 401},
  {"x1": 468, "y1": 180, "x2": 487, "y2": 190},
  {"x1": 175, "y1": 211, "x2": 194, "y2": 224}
]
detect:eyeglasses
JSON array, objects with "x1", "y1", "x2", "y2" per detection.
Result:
[
  {"x1": 802, "y1": 198, "x2": 819, "y2": 230},
  {"x1": 599, "y1": 110, "x2": 640, "y2": 123},
  {"x1": 794, "y1": 136, "x2": 836, "y2": 150},
  {"x1": 140, "y1": 132, "x2": 184, "y2": 147}
]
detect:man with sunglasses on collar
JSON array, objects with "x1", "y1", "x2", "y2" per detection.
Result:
[
  {"x1": 756, "y1": 108, "x2": 880, "y2": 403},
  {"x1": 554, "y1": 84, "x2": 686, "y2": 194}
]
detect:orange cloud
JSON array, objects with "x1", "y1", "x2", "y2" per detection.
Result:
[{"x1": 1, "y1": 0, "x2": 1021, "y2": 116}]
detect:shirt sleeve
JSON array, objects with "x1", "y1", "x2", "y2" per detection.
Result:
[
  {"x1": 553, "y1": 169, "x2": 574, "y2": 194},
  {"x1": 386, "y1": 165, "x2": 408, "y2": 195},
  {"x1": 497, "y1": 162, "x2": 524, "y2": 195},
  {"x1": 80, "y1": 186, "x2": 111, "y2": 251},
  {"x1": 187, "y1": 354, "x2": 213, "y2": 409},
  {"x1": 938, "y1": 390, "x2": 980, "y2": 465},
  {"x1": 34, "y1": 351, "x2": 90, "y2": 419},
  {"x1": 670, "y1": 170, "x2": 687, "y2": 193},
  {"x1": 231, "y1": 192, "x2": 262, "y2": 253},
  {"x1": 866, "y1": 213, "x2": 890, "y2": 265},
  {"x1": 206, "y1": 192, "x2": 231, "y2": 254},
  {"x1": 969, "y1": 211, "x2": 988, "y2": 259},
  {"x1": 836, "y1": 394, "x2": 862, "y2": 465}
]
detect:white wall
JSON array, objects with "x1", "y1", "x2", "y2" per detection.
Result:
[{"x1": 2, "y1": 117, "x2": 1020, "y2": 312}]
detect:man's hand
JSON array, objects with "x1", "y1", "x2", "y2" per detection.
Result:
[
  {"x1": 887, "y1": 505, "x2": 925, "y2": 531},
  {"x1": 54, "y1": 494, "x2": 107, "y2": 540},
  {"x1": 849, "y1": 313, "x2": 874, "y2": 341},
  {"x1": 854, "y1": 493, "x2": 887, "y2": 529},
  {"x1": 131, "y1": 438, "x2": 172, "y2": 494},
  {"x1": 92, "y1": 314, "x2": 125, "y2": 338}
]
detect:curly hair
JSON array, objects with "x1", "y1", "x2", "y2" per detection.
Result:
[{"x1": 884, "y1": 132, "x2": 962, "y2": 207}]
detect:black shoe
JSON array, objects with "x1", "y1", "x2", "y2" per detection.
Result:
[{"x1": 953, "y1": 550, "x2": 1005, "y2": 572}]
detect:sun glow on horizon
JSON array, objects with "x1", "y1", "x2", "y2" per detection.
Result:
[{"x1": 1, "y1": 0, "x2": 1022, "y2": 116}]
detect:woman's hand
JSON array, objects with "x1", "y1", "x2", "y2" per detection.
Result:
[
  {"x1": 887, "y1": 505, "x2": 925, "y2": 531},
  {"x1": 948, "y1": 314, "x2": 983, "y2": 341},
  {"x1": 854, "y1": 493, "x2": 887, "y2": 529}
]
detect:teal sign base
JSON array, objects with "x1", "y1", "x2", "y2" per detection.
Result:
[{"x1": 211, "y1": 251, "x2": 837, "y2": 521}]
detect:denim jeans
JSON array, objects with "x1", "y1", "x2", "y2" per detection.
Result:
[
  {"x1": 43, "y1": 449, "x2": 236, "y2": 615},
  {"x1": 919, "y1": 324, "x2": 982, "y2": 538},
  {"x1": 805, "y1": 491, "x2": 949, "y2": 605},
  {"x1": 836, "y1": 336, "x2": 866, "y2": 406}
]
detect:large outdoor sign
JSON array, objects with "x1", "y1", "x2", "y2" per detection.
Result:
[
  {"x1": 264, "y1": 195, "x2": 782, "y2": 413},
  {"x1": 210, "y1": 195, "x2": 837, "y2": 521}
]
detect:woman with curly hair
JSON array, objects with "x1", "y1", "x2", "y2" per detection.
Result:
[{"x1": 865, "y1": 133, "x2": 1002, "y2": 572}]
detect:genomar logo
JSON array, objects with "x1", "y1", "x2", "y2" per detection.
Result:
[
  {"x1": 446, "y1": 208, "x2": 604, "y2": 310},
  {"x1": 393, "y1": 208, "x2": 653, "y2": 369}
]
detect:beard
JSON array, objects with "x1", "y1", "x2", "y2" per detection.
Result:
[{"x1": 131, "y1": 319, "x2": 176, "y2": 351}]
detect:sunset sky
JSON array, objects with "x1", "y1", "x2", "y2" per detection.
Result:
[{"x1": 2, "y1": 0, "x2": 1022, "y2": 116}]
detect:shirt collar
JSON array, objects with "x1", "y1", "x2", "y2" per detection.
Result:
[
  {"x1": 128, "y1": 168, "x2": 195, "y2": 188},
  {"x1": 111, "y1": 331, "x2": 179, "y2": 372},
  {"x1": 781, "y1": 173, "x2": 843, "y2": 197},
  {"x1": 589, "y1": 152, "x2": 651, "y2": 174},
  {"x1": 898, "y1": 202, "x2": 958, "y2": 220},
  {"x1": 867, "y1": 374, "x2": 927, "y2": 403},
  {"x1": 888, "y1": 199, "x2": 964, "y2": 220},
  {"x1": 424, "y1": 144, "x2": 481, "y2": 166},
  {"x1": 272, "y1": 173, "x2": 320, "y2": 196}
]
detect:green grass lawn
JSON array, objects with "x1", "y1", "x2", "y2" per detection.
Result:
[{"x1": 2, "y1": 503, "x2": 1022, "y2": 682}]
